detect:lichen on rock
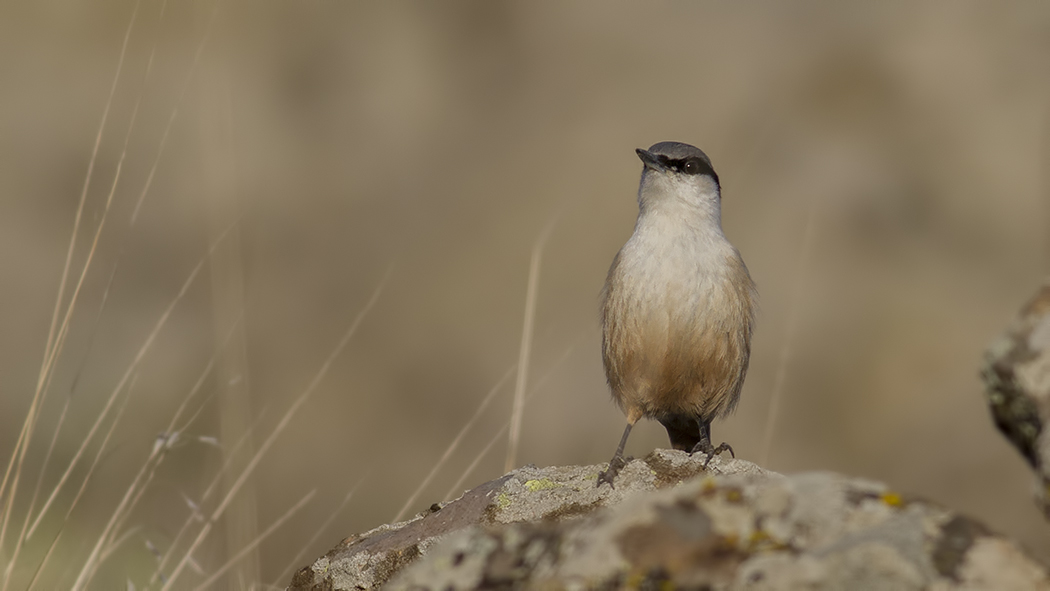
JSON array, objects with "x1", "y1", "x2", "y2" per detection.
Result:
[{"x1": 286, "y1": 450, "x2": 1047, "y2": 590}]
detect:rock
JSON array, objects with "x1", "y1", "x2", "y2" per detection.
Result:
[
  {"x1": 982, "y1": 281, "x2": 1050, "y2": 516},
  {"x1": 286, "y1": 450, "x2": 1049, "y2": 590}
]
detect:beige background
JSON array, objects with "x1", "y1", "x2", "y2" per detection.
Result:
[{"x1": 1, "y1": 1, "x2": 1048, "y2": 588}]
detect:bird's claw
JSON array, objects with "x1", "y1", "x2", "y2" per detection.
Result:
[
  {"x1": 597, "y1": 455, "x2": 627, "y2": 488},
  {"x1": 690, "y1": 441, "x2": 734, "y2": 468}
]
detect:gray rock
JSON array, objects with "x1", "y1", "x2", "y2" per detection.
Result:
[
  {"x1": 983, "y1": 281, "x2": 1050, "y2": 517},
  {"x1": 287, "y1": 450, "x2": 1049, "y2": 590}
]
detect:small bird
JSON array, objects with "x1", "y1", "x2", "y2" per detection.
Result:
[{"x1": 598, "y1": 141, "x2": 756, "y2": 487}]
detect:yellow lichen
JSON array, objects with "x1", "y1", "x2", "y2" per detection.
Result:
[
  {"x1": 881, "y1": 491, "x2": 903, "y2": 507},
  {"x1": 700, "y1": 477, "x2": 718, "y2": 495},
  {"x1": 749, "y1": 530, "x2": 770, "y2": 544},
  {"x1": 747, "y1": 529, "x2": 788, "y2": 552},
  {"x1": 524, "y1": 478, "x2": 560, "y2": 492}
]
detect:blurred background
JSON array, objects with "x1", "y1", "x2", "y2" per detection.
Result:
[{"x1": 1, "y1": 1, "x2": 1048, "y2": 588}]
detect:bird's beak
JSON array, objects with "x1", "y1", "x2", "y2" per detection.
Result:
[{"x1": 636, "y1": 148, "x2": 664, "y2": 171}]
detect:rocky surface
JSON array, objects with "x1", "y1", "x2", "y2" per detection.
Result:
[
  {"x1": 983, "y1": 281, "x2": 1050, "y2": 517},
  {"x1": 287, "y1": 450, "x2": 1049, "y2": 590}
]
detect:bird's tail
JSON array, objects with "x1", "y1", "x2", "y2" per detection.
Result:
[{"x1": 658, "y1": 414, "x2": 702, "y2": 452}]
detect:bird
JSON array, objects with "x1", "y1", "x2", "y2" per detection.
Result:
[{"x1": 597, "y1": 141, "x2": 756, "y2": 487}]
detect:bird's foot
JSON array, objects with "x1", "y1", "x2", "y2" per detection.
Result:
[
  {"x1": 690, "y1": 440, "x2": 735, "y2": 468},
  {"x1": 597, "y1": 454, "x2": 628, "y2": 488}
]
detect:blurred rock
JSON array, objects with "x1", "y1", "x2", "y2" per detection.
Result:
[
  {"x1": 286, "y1": 450, "x2": 1047, "y2": 590},
  {"x1": 983, "y1": 282, "x2": 1050, "y2": 516}
]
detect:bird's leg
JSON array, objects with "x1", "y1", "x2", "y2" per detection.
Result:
[
  {"x1": 597, "y1": 422, "x2": 634, "y2": 488},
  {"x1": 690, "y1": 419, "x2": 734, "y2": 468}
]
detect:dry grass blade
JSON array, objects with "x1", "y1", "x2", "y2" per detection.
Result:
[
  {"x1": 393, "y1": 364, "x2": 516, "y2": 522},
  {"x1": 64, "y1": 222, "x2": 239, "y2": 591},
  {"x1": 22, "y1": 262, "x2": 119, "y2": 544},
  {"x1": 11, "y1": 3, "x2": 191, "y2": 582},
  {"x1": 20, "y1": 397, "x2": 71, "y2": 540},
  {"x1": 36, "y1": 0, "x2": 140, "y2": 388},
  {"x1": 447, "y1": 339, "x2": 578, "y2": 499},
  {"x1": 98, "y1": 314, "x2": 248, "y2": 565},
  {"x1": 446, "y1": 424, "x2": 504, "y2": 502},
  {"x1": 37, "y1": 87, "x2": 146, "y2": 419},
  {"x1": 25, "y1": 377, "x2": 136, "y2": 591},
  {"x1": 505, "y1": 219, "x2": 557, "y2": 472},
  {"x1": 166, "y1": 316, "x2": 244, "y2": 442},
  {"x1": 25, "y1": 311, "x2": 236, "y2": 545},
  {"x1": 0, "y1": 0, "x2": 142, "y2": 553},
  {"x1": 13, "y1": 86, "x2": 149, "y2": 567},
  {"x1": 18, "y1": 0, "x2": 170, "y2": 550},
  {"x1": 759, "y1": 201, "x2": 818, "y2": 467},
  {"x1": 97, "y1": 525, "x2": 141, "y2": 567},
  {"x1": 131, "y1": 1, "x2": 216, "y2": 225},
  {"x1": 190, "y1": 489, "x2": 316, "y2": 591},
  {"x1": 48, "y1": 80, "x2": 144, "y2": 363},
  {"x1": 1, "y1": 397, "x2": 70, "y2": 590},
  {"x1": 158, "y1": 267, "x2": 391, "y2": 591},
  {"x1": 25, "y1": 224, "x2": 234, "y2": 548},
  {"x1": 149, "y1": 403, "x2": 271, "y2": 588},
  {"x1": 270, "y1": 477, "x2": 366, "y2": 588}
]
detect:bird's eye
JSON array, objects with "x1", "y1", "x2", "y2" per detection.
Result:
[{"x1": 683, "y1": 159, "x2": 701, "y2": 175}]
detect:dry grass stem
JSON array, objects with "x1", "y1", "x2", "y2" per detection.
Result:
[
  {"x1": 97, "y1": 525, "x2": 141, "y2": 568},
  {"x1": 759, "y1": 201, "x2": 818, "y2": 467},
  {"x1": 505, "y1": 219, "x2": 557, "y2": 472},
  {"x1": 26, "y1": 224, "x2": 233, "y2": 548},
  {"x1": 25, "y1": 377, "x2": 135, "y2": 591},
  {"x1": 41, "y1": 94, "x2": 144, "y2": 397},
  {"x1": 2, "y1": 397, "x2": 70, "y2": 590},
  {"x1": 446, "y1": 426, "x2": 504, "y2": 502},
  {"x1": 26, "y1": 312, "x2": 237, "y2": 547},
  {"x1": 8, "y1": 5, "x2": 211, "y2": 585},
  {"x1": 35, "y1": 0, "x2": 140, "y2": 387},
  {"x1": 0, "y1": 1, "x2": 142, "y2": 560},
  {"x1": 131, "y1": 2, "x2": 216, "y2": 225},
  {"x1": 65, "y1": 223, "x2": 238, "y2": 591},
  {"x1": 204, "y1": 70, "x2": 260, "y2": 587},
  {"x1": 20, "y1": 398, "x2": 70, "y2": 540},
  {"x1": 158, "y1": 268, "x2": 391, "y2": 591},
  {"x1": 101, "y1": 317, "x2": 248, "y2": 565},
  {"x1": 15, "y1": 92, "x2": 149, "y2": 554},
  {"x1": 447, "y1": 339, "x2": 578, "y2": 499},
  {"x1": 190, "y1": 489, "x2": 316, "y2": 591},
  {"x1": 270, "y1": 478, "x2": 366, "y2": 588},
  {"x1": 149, "y1": 403, "x2": 271, "y2": 588},
  {"x1": 393, "y1": 364, "x2": 516, "y2": 522}
]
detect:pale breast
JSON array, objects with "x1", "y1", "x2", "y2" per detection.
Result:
[{"x1": 601, "y1": 225, "x2": 756, "y2": 420}]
